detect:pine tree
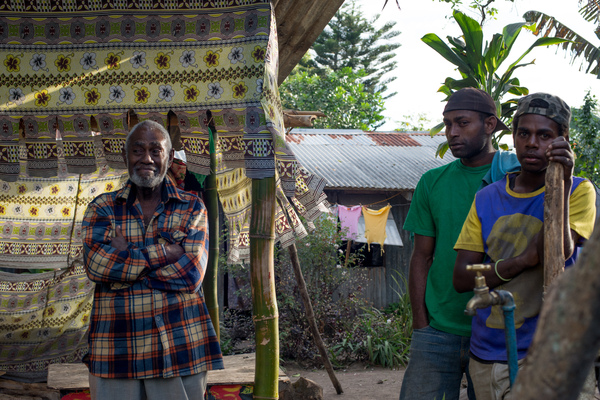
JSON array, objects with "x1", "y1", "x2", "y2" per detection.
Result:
[{"x1": 308, "y1": 0, "x2": 401, "y2": 98}]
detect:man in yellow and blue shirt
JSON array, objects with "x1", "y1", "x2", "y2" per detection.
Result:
[{"x1": 453, "y1": 93, "x2": 596, "y2": 400}]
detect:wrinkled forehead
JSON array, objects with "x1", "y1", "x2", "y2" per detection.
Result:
[{"x1": 128, "y1": 128, "x2": 170, "y2": 149}]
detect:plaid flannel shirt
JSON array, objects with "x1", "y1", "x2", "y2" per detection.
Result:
[{"x1": 82, "y1": 178, "x2": 223, "y2": 379}]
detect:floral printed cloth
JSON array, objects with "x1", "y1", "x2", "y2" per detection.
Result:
[{"x1": 0, "y1": 0, "x2": 328, "y2": 264}]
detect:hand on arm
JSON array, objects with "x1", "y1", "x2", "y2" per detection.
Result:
[
  {"x1": 454, "y1": 231, "x2": 542, "y2": 292},
  {"x1": 408, "y1": 234, "x2": 435, "y2": 330},
  {"x1": 111, "y1": 226, "x2": 130, "y2": 252},
  {"x1": 164, "y1": 243, "x2": 185, "y2": 264}
]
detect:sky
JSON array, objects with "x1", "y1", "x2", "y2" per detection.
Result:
[{"x1": 354, "y1": 0, "x2": 600, "y2": 131}]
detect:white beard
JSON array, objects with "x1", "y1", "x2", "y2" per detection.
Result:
[{"x1": 128, "y1": 163, "x2": 167, "y2": 189}]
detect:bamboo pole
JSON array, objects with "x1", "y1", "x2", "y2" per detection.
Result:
[
  {"x1": 288, "y1": 243, "x2": 343, "y2": 394},
  {"x1": 543, "y1": 162, "x2": 564, "y2": 296},
  {"x1": 203, "y1": 121, "x2": 220, "y2": 340},
  {"x1": 250, "y1": 176, "x2": 279, "y2": 400}
]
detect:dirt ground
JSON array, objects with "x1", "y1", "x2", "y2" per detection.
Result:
[
  {"x1": 284, "y1": 362, "x2": 599, "y2": 400},
  {"x1": 283, "y1": 362, "x2": 405, "y2": 400}
]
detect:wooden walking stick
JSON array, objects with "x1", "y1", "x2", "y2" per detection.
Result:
[
  {"x1": 543, "y1": 161, "x2": 564, "y2": 297},
  {"x1": 288, "y1": 243, "x2": 344, "y2": 395}
]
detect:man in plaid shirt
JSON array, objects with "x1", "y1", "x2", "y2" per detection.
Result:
[{"x1": 82, "y1": 120, "x2": 223, "y2": 400}]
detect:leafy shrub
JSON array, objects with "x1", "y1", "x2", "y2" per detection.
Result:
[
  {"x1": 220, "y1": 216, "x2": 414, "y2": 370},
  {"x1": 219, "y1": 308, "x2": 255, "y2": 356},
  {"x1": 275, "y1": 216, "x2": 368, "y2": 367},
  {"x1": 329, "y1": 274, "x2": 413, "y2": 369}
]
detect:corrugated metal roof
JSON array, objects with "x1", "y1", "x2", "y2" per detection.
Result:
[{"x1": 287, "y1": 129, "x2": 455, "y2": 190}]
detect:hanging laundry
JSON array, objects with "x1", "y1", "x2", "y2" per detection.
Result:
[
  {"x1": 338, "y1": 205, "x2": 362, "y2": 240},
  {"x1": 328, "y1": 204, "x2": 339, "y2": 221},
  {"x1": 362, "y1": 204, "x2": 392, "y2": 253}
]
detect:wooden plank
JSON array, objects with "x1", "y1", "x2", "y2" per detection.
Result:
[
  {"x1": 46, "y1": 364, "x2": 88, "y2": 390},
  {"x1": 0, "y1": 379, "x2": 60, "y2": 400},
  {"x1": 276, "y1": 0, "x2": 345, "y2": 83},
  {"x1": 364, "y1": 267, "x2": 386, "y2": 309},
  {"x1": 543, "y1": 162, "x2": 565, "y2": 296},
  {"x1": 47, "y1": 354, "x2": 289, "y2": 390}
]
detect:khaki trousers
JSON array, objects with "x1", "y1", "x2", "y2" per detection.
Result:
[{"x1": 468, "y1": 357, "x2": 525, "y2": 400}]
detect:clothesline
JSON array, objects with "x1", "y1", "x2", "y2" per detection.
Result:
[
  {"x1": 331, "y1": 192, "x2": 408, "y2": 208},
  {"x1": 332, "y1": 202, "x2": 410, "y2": 209}
]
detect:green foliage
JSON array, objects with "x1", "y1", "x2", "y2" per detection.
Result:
[
  {"x1": 308, "y1": 0, "x2": 401, "y2": 98},
  {"x1": 279, "y1": 67, "x2": 386, "y2": 130},
  {"x1": 571, "y1": 92, "x2": 600, "y2": 186},
  {"x1": 359, "y1": 306, "x2": 412, "y2": 368},
  {"x1": 435, "y1": 0, "x2": 515, "y2": 23},
  {"x1": 329, "y1": 274, "x2": 413, "y2": 369},
  {"x1": 275, "y1": 216, "x2": 369, "y2": 366},
  {"x1": 423, "y1": 10, "x2": 568, "y2": 157},
  {"x1": 222, "y1": 219, "x2": 414, "y2": 369},
  {"x1": 524, "y1": 8, "x2": 600, "y2": 76},
  {"x1": 394, "y1": 113, "x2": 433, "y2": 132}
]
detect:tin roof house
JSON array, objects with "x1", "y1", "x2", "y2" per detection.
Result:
[{"x1": 286, "y1": 129, "x2": 456, "y2": 308}]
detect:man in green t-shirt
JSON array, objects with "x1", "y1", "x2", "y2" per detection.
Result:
[{"x1": 399, "y1": 88, "x2": 520, "y2": 400}]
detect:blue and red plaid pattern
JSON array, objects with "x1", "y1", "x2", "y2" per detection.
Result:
[{"x1": 82, "y1": 178, "x2": 223, "y2": 379}]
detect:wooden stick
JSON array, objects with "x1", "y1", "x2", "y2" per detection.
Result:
[
  {"x1": 288, "y1": 243, "x2": 344, "y2": 395},
  {"x1": 344, "y1": 239, "x2": 353, "y2": 267},
  {"x1": 543, "y1": 162, "x2": 564, "y2": 297}
]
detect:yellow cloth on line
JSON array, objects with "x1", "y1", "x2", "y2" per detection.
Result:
[{"x1": 362, "y1": 204, "x2": 391, "y2": 254}]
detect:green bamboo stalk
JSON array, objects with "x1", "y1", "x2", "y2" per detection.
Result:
[
  {"x1": 202, "y1": 122, "x2": 220, "y2": 339},
  {"x1": 250, "y1": 176, "x2": 279, "y2": 400}
]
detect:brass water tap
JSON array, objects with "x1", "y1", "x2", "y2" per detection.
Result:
[{"x1": 465, "y1": 264, "x2": 493, "y2": 316}]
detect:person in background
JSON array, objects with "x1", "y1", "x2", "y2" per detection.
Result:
[{"x1": 400, "y1": 87, "x2": 520, "y2": 400}]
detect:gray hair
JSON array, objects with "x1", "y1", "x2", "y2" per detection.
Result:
[{"x1": 125, "y1": 120, "x2": 172, "y2": 153}]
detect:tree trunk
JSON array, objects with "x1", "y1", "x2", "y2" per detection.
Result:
[
  {"x1": 202, "y1": 124, "x2": 220, "y2": 340},
  {"x1": 509, "y1": 222, "x2": 600, "y2": 399},
  {"x1": 250, "y1": 176, "x2": 279, "y2": 400}
]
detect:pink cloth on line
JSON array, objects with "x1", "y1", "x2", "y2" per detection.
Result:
[{"x1": 338, "y1": 205, "x2": 362, "y2": 240}]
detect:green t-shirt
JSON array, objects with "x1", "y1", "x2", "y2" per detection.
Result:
[{"x1": 404, "y1": 159, "x2": 492, "y2": 336}]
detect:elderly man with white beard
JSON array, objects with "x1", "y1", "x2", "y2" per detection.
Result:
[{"x1": 82, "y1": 120, "x2": 223, "y2": 400}]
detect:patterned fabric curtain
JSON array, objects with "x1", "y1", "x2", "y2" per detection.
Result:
[
  {"x1": 0, "y1": 0, "x2": 329, "y2": 264},
  {"x1": 0, "y1": 265, "x2": 94, "y2": 381}
]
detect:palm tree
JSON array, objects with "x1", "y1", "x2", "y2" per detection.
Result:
[
  {"x1": 524, "y1": 1, "x2": 600, "y2": 76},
  {"x1": 422, "y1": 10, "x2": 567, "y2": 156}
]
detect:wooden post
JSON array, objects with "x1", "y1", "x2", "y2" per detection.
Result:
[
  {"x1": 250, "y1": 176, "x2": 279, "y2": 400},
  {"x1": 344, "y1": 240, "x2": 353, "y2": 266},
  {"x1": 543, "y1": 162, "x2": 564, "y2": 296},
  {"x1": 288, "y1": 243, "x2": 344, "y2": 395}
]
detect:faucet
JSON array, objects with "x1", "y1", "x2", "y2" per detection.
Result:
[
  {"x1": 465, "y1": 264, "x2": 494, "y2": 316},
  {"x1": 464, "y1": 263, "x2": 519, "y2": 387}
]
